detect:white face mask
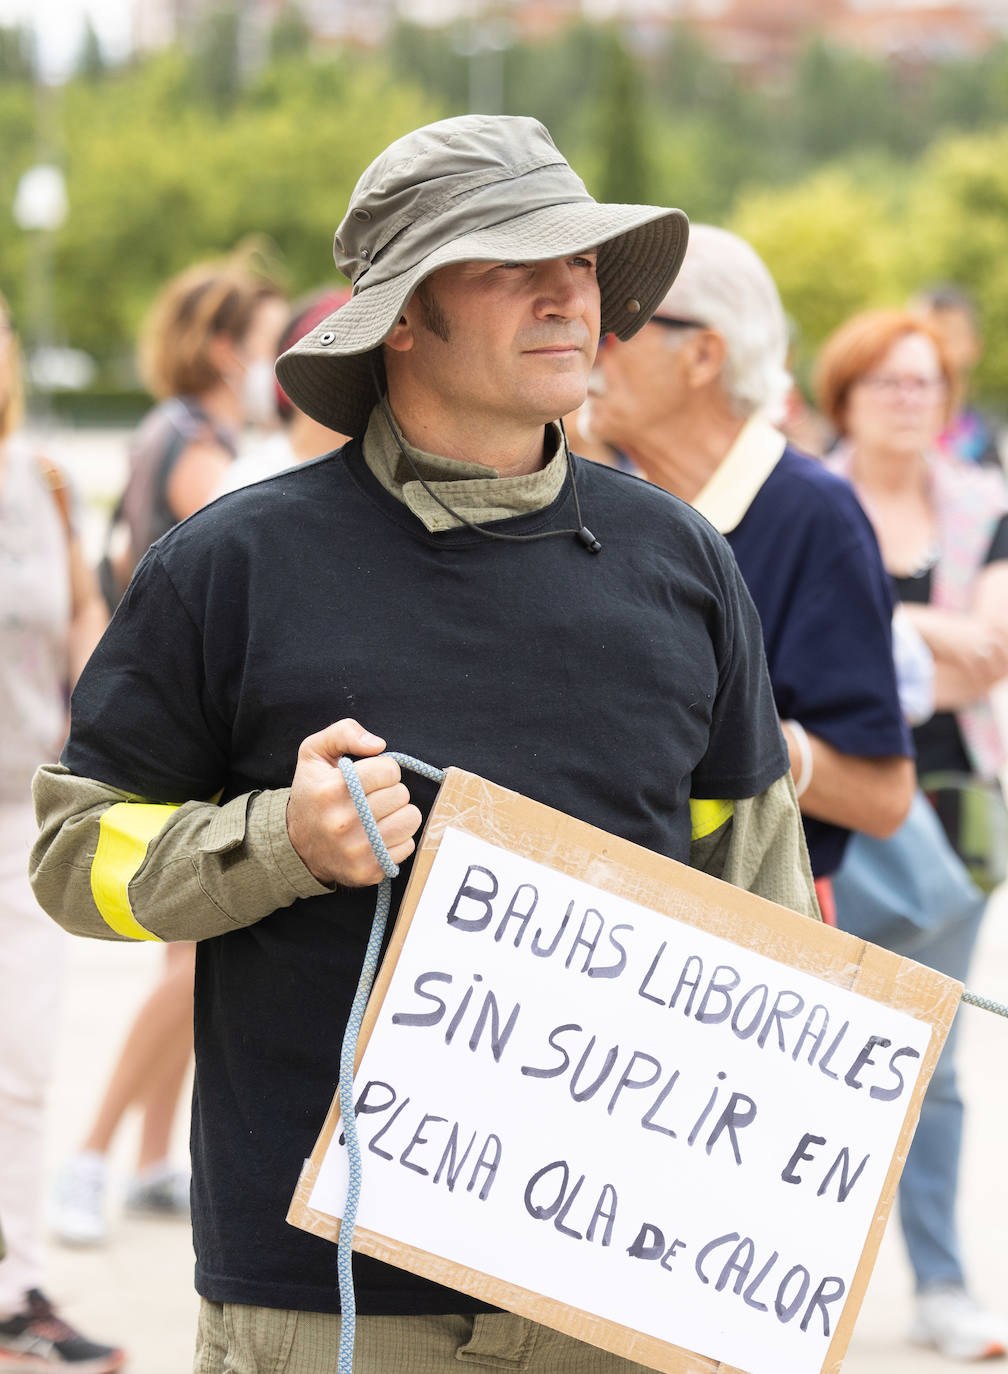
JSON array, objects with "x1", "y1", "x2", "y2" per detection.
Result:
[{"x1": 242, "y1": 358, "x2": 279, "y2": 427}]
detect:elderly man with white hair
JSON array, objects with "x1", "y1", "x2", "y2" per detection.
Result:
[{"x1": 586, "y1": 223, "x2": 915, "y2": 914}]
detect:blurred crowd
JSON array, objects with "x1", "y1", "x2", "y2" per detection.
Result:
[{"x1": 2, "y1": 196, "x2": 1007, "y2": 1372}]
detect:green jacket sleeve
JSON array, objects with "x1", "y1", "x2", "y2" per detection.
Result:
[
  {"x1": 31, "y1": 763, "x2": 819, "y2": 945},
  {"x1": 689, "y1": 773, "x2": 821, "y2": 921},
  {"x1": 30, "y1": 763, "x2": 332, "y2": 943}
]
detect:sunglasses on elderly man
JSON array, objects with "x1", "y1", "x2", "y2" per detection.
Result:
[
  {"x1": 649, "y1": 315, "x2": 707, "y2": 330},
  {"x1": 598, "y1": 314, "x2": 707, "y2": 349}
]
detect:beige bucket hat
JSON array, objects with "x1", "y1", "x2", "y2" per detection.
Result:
[{"x1": 276, "y1": 114, "x2": 689, "y2": 437}]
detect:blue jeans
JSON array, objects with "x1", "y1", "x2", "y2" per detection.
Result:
[{"x1": 832, "y1": 794, "x2": 987, "y2": 1291}]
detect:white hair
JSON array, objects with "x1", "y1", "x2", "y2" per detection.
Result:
[{"x1": 661, "y1": 223, "x2": 792, "y2": 423}]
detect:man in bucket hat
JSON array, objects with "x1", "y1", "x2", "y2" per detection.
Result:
[{"x1": 31, "y1": 117, "x2": 817, "y2": 1372}]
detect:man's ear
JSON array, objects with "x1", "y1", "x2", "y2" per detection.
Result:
[
  {"x1": 384, "y1": 311, "x2": 415, "y2": 353},
  {"x1": 683, "y1": 328, "x2": 726, "y2": 390}
]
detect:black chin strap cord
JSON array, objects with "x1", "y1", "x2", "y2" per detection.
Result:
[{"x1": 368, "y1": 358, "x2": 602, "y2": 553}]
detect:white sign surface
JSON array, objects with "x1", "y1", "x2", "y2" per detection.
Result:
[{"x1": 310, "y1": 826, "x2": 931, "y2": 1374}]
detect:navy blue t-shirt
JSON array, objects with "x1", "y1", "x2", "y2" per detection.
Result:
[{"x1": 725, "y1": 447, "x2": 912, "y2": 877}]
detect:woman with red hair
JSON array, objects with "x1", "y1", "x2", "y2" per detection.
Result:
[{"x1": 816, "y1": 308, "x2": 1008, "y2": 1361}]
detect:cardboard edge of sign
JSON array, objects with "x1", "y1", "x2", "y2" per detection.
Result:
[{"x1": 288, "y1": 767, "x2": 963, "y2": 1374}]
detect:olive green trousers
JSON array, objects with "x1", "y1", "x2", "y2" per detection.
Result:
[{"x1": 194, "y1": 1301, "x2": 657, "y2": 1373}]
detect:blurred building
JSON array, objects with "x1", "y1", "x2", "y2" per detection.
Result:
[
  {"x1": 132, "y1": 0, "x2": 398, "y2": 51},
  {"x1": 128, "y1": 0, "x2": 1008, "y2": 60},
  {"x1": 132, "y1": 0, "x2": 203, "y2": 51},
  {"x1": 827, "y1": 4, "x2": 1002, "y2": 60},
  {"x1": 691, "y1": 1, "x2": 1004, "y2": 69}
]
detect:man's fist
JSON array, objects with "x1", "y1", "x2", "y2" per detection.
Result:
[{"x1": 286, "y1": 719, "x2": 423, "y2": 885}]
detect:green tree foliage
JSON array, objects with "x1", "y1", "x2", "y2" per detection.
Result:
[
  {"x1": 510, "y1": 22, "x2": 611, "y2": 159},
  {"x1": 730, "y1": 167, "x2": 909, "y2": 388},
  {"x1": 75, "y1": 18, "x2": 106, "y2": 82},
  {"x1": 385, "y1": 20, "x2": 471, "y2": 112},
  {"x1": 788, "y1": 38, "x2": 924, "y2": 163},
  {"x1": 731, "y1": 134, "x2": 1008, "y2": 415},
  {"x1": 191, "y1": 5, "x2": 243, "y2": 115},
  {"x1": 3, "y1": 21, "x2": 1008, "y2": 407},
  {"x1": 650, "y1": 23, "x2": 734, "y2": 116},
  {"x1": 382, "y1": 19, "x2": 1008, "y2": 221},
  {"x1": 269, "y1": 4, "x2": 312, "y2": 64},
  {"x1": 0, "y1": 23, "x2": 33, "y2": 82},
  {"x1": 929, "y1": 41, "x2": 1008, "y2": 133},
  {"x1": 594, "y1": 30, "x2": 650, "y2": 205},
  {"x1": 905, "y1": 130, "x2": 1008, "y2": 405},
  {"x1": 0, "y1": 48, "x2": 441, "y2": 388}
]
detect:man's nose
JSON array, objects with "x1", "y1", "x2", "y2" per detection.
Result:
[{"x1": 533, "y1": 260, "x2": 590, "y2": 316}]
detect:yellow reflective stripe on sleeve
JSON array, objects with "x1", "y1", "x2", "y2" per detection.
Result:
[
  {"x1": 90, "y1": 802, "x2": 180, "y2": 941},
  {"x1": 690, "y1": 798, "x2": 734, "y2": 841}
]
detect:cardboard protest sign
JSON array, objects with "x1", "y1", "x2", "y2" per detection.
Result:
[{"x1": 289, "y1": 768, "x2": 962, "y2": 1374}]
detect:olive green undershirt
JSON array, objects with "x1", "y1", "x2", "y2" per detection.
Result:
[{"x1": 363, "y1": 406, "x2": 568, "y2": 531}]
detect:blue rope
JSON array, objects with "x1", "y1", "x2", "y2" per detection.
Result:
[
  {"x1": 962, "y1": 989, "x2": 1008, "y2": 1018},
  {"x1": 335, "y1": 752, "x2": 445, "y2": 1374}
]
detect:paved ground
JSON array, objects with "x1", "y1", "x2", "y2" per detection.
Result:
[{"x1": 33, "y1": 425, "x2": 1008, "y2": 1370}]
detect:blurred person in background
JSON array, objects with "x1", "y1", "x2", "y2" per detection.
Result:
[
  {"x1": 216, "y1": 286, "x2": 351, "y2": 496},
  {"x1": 583, "y1": 223, "x2": 914, "y2": 922},
  {"x1": 911, "y1": 285, "x2": 1003, "y2": 471},
  {"x1": 777, "y1": 313, "x2": 833, "y2": 460},
  {"x1": 564, "y1": 363, "x2": 639, "y2": 474},
  {"x1": 817, "y1": 307, "x2": 1008, "y2": 1362},
  {"x1": 52, "y1": 257, "x2": 287, "y2": 1248},
  {"x1": 98, "y1": 255, "x2": 288, "y2": 608},
  {"x1": 559, "y1": 403, "x2": 636, "y2": 471},
  {"x1": 0, "y1": 290, "x2": 123, "y2": 1370}
]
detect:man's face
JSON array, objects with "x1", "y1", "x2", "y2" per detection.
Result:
[
  {"x1": 395, "y1": 252, "x2": 601, "y2": 433},
  {"x1": 843, "y1": 331, "x2": 948, "y2": 458},
  {"x1": 588, "y1": 315, "x2": 693, "y2": 446}
]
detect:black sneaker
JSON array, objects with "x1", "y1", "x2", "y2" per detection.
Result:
[{"x1": 0, "y1": 1290, "x2": 125, "y2": 1372}]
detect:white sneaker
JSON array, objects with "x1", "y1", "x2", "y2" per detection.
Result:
[
  {"x1": 124, "y1": 1161, "x2": 190, "y2": 1219},
  {"x1": 911, "y1": 1285, "x2": 1008, "y2": 1361},
  {"x1": 51, "y1": 1152, "x2": 108, "y2": 1246}
]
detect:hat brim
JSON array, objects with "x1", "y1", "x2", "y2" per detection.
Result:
[{"x1": 276, "y1": 200, "x2": 688, "y2": 437}]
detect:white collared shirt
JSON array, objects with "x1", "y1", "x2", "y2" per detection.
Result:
[{"x1": 692, "y1": 415, "x2": 787, "y2": 536}]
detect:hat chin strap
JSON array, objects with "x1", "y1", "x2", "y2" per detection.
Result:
[{"x1": 368, "y1": 357, "x2": 602, "y2": 554}]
